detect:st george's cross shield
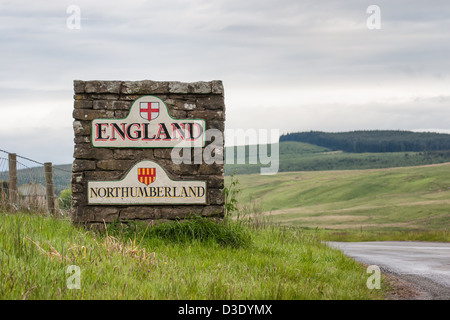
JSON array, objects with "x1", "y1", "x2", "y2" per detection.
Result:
[
  {"x1": 140, "y1": 102, "x2": 159, "y2": 121},
  {"x1": 138, "y1": 168, "x2": 156, "y2": 186}
]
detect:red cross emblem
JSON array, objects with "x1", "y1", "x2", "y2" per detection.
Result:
[{"x1": 140, "y1": 102, "x2": 159, "y2": 121}]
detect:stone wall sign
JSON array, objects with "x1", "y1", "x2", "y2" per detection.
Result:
[
  {"x1": 71, "y1": 80, "x2": 225, "y2": 226},
  {"x1": 88, "y1": 160, "x2": 206, "y2": 205}
]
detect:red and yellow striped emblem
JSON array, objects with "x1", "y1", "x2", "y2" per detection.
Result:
[{"x1": 137, "y1": 168, "x2": 156, "y2": 186}]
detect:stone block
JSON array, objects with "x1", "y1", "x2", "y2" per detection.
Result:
[
  {"x1": 187, "y1": 110, "x2": 224, "y2": 121},
  {"x1": 201, "y1": 205, "x2": 224, "y2": 217},
  {"x1": 173, "y1": 100, "x2": 198, "y2": 111},
  {"x1": 119, "y1": 207, "x2": 161, "y2": 221},
  {"x1": 83, "y1": 206, "x2": 120, "y2": 222},
  {"x1": 202, "y1": 146, "x2": 224, "y2": 165},
  {"x1": 206, "y1": 120, "x2": 225, "y2": 132},
  {"x1": 188, "y1": 81, "x2": 212, "y2": 94},
  {"x1": 121, "y1": 80, "x2": 169, "y2": 95},
  {"x1": 73, "y1": 109, "x2": 114, "y2": 121},
  {"x1": 74, "y1": 100, "x2": 93, "y2": 109},
  {"x1": 168, "y1": 109, "x2": 187, "y2": 119},
  {"x1": 118, "y1": 94, "x2": 142, "y2": 101},
  {"x1": 85, "y1": 80, "x2": 121, "y2": 94},
  {"x1": 114, "y1": 110, "x2": 130, "y2": 118},
  {"x1": 198, "y1": 163, "x2": 224, "y2": 175},
  {"x1": 74, "y1": 94, "x2": 91, "y2": 100},
  {"x1": 96, "y1": 160, "x2": 134, "y2": 171},
  {"x1": 71, "y1": 172, "x2": 83, "y2": 185},
  {"x1": 72, "y1": 183, "x2": 84, "y2": 193},
  {"x1": 90, "y1": 94, "x2": 120, "y2": 100},
  {"x1": 168, "y1": 81, "x2": 189, "y2": 94},
  {"x1": 93, "y1": 100, "x2": 115, "y2": 110},
  {"x1": 73, "y1": 144, "x2": 114, "y2": 160},
  {"x1": 71, "y1": 192, "x2": 86, "y2": 207},
  {"x1": 207, "y1": 175, "x2": 224, "y2": 189},
  {"x1": 153, "y1": 148, "x2": 173, "y2": 160},
  {"x1": 74, "y1": 80, "x2": 85, "y2": 94},
  {"x1": 208, "y1": 189, "x2": 225, "y2": 205},
  {"x1": 73, "y1": 120, "x2": 91, "y2": 136},
  {"x1": 72, "y1": 159, "x2": 96, "y2": 172},
  {"x1": 114, "y1": 149, "x2": 143, "y2": 160},
  {"x1": 74, "y1": 136, "x2": 91, "y2": 144},
  {"x1": 196, "y1": 95, "x2": 224, "y2": 110},
  {"x1": 84, "y1": 170, "x2": 123, "y2": 181},
  {"x1": 140, "y1": 149, "x2": 155, "y2": 159},
  {"x1": 112, "y1": 101, "x2": 132, "y2": 110},
  {"x1": 162, "y1": 206, "x2": 198, "y2": 219},
  {"x1": 211, "y1": 80, "x2": 224, "y2": 95}
]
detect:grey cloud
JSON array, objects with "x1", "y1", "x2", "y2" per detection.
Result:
[
  {"x1": 226, "y1": 95, "x2": 450, "y2": 134},
  {"x1": 1, "y1": 0, "x2": 450, "y2": 163}
]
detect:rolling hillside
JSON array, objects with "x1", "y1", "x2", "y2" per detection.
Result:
[
  {"x1": 232, "y1": 162, "x2": 450, "y2": 232},
  {"x1": 225, "y1": 130, "x2": 450, "y2": 175}
]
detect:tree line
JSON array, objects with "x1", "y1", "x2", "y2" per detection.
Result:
[{"x1": 279, "y1": 130, "x2": 450, "y2": 153}]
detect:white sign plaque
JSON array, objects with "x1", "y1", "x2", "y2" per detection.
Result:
[
  {"x1": 88, "y1": 160, "x2": 207, "y2": 205},
  {"x1": 92, "y1": 96, "x2": 205, "y2": 148}
]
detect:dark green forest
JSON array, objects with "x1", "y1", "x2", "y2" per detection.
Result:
[{"x1": 279, "y1": 130, "x2": 450, "y2": 153}]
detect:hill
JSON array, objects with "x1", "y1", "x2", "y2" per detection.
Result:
[
  {"x1": 225, "y1": 142, "x2": 450, "y2": 175},
  {"x1": 279, "y1": 130, "x2": 450, "y2": 153},
  {"x1": 232, "y1": 163, "x2": 450, "y2": 234},
  {"x1": 225, "y1": 130, "x2": 450, "y2": 175}
]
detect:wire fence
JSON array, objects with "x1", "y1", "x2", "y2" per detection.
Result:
[
  {"x1": 0, "y1": 156, "x2": 9, "y2": 209},
  {"x1": 0, "y1": 148, "x2": 72, "y2": 216}
]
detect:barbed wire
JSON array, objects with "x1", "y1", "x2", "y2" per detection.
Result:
[
  {"x1": 1, "y1": 148, "x2": 71, "y2": 215},
  {"x1": 0, "y1": 156, "x2": 48, "y2": 212},
  {"x1": 0, "y1": 148, "x2": 72, "y2": 173},
  {"x1": 0, "y1": 157, "x2": 8, "y2": 181}
]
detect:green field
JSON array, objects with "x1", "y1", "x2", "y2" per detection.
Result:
[
  {"x1": 225, "y1": 141, "x2": 450, "y2": 175},
  {"x1": 231, "y1": 163, "x2": 450, "y2": 240},
  {"x1": 0, "y1": 213, "x2": 385, "y2": 300}
]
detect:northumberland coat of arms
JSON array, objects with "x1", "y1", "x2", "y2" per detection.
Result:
[{"x1": 138, "y1": 168, "x2": 156, "y2": 186}]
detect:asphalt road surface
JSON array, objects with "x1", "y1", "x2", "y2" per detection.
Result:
[{"x1": 327, "y1": 241, "x2": 450, "y2": 299}]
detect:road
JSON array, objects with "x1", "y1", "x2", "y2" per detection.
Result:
[{"x1": 327, "y1": 241, "x2": 450, "y2": 299}]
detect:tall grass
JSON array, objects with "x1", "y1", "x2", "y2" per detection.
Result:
[
  {"x1": 107, "y1": 215, "x2": 252, "y2": 248},
  {"x1": 0, "y1": 212, "x2": 385, "y2": 300}
]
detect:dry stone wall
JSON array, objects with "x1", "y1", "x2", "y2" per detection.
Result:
[{"x1": 71, "y1": 80, "x2": 225, "y2": 225}]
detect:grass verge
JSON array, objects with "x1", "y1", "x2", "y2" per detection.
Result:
[
  {"x1": 107, "y1": 215, "x2": 252, "y2": 248},
  {"x1": 0, "y1": 212, "x2": 386, "y2": 300}
]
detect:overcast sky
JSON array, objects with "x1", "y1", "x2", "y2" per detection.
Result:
[{"x1": 0, "y1": 0, "x2": 449, "y2": 164}]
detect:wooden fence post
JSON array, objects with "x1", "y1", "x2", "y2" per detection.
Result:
[
  {"x1": 44, "y1": 162, "x2": 57, "y2": 216},
  {"x1": 8, "y1": 153, "x2": 18, "y2": 209}
]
